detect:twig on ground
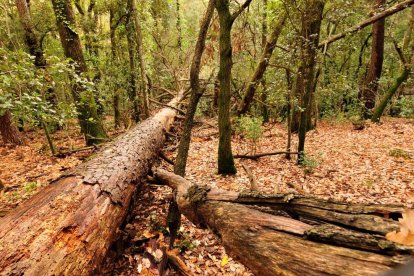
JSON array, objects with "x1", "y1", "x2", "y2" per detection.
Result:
[
  {"x1": 234, "y1": 151, "x2": 299, "y2": 160},
  {"x1": 241, "y1": 163, "x2": 259, "y2": 191}
]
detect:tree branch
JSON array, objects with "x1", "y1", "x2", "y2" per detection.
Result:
[
  {"x1": 231, "y1": 0, "x2": 253, "y2": 22},
  {"x1": 319, "y1": 0, "x2": 414, "y2": 47}
]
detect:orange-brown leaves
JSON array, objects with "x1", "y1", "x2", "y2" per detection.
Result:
[{"x1": 386, "y1": 210, "x2": 414, "y2": 245}]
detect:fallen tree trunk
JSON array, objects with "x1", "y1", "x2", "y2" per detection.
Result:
[
  {"x1": 154, "y1": 169, "x2": 413, "y2": 276},
  {"x1": 0, "y1": 95, "x2": 182, "y2": 275}
]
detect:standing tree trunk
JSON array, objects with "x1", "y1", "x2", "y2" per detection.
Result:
[
  {"x1": 215, "y1": 0, "x2": 252, "y2": 174},
  {"x1": 15, "y1": 0, "x2": 46, "y2": 68},
  {"x1": 174, "y1": 0, "x2": 215, "y2": 177},
  {"x1": 359, "y1": 0, "x2": 386, "y2": 117},
  {"x1": 51, "y1": 0, "x2": 107, "y2": 146},
  {"x1": 166, "y1": 2, "x2": 215, "y2": 252},
  {"x1": 0, "y1": 110, "x2": 24, "y2": 145},
  {"x1": 130, "y1": 0, "x2": 149, "y2": 118},
  {"x1": 110, "y1": 8, "x2": 121, "y2": 128},
  {"x1": 260, "y1": 0, "x2": 269, "y2": 122},
  {"x1": 126, "y1": 12, "x2": 141, "y2": 123},
  {"x1": 216, "y1": 0, "x2": 236, "y2": 174},
  {"x1": 176, "y1": 0, "x2": 183, "y2": 65},
  {"x1": 372, "y1": 7, "x2": 414, "y2": 122},
  {"x1": 296, "y1": 0, "x2": 324, "y2": 164},
  {"x1": 236, "y1": 12, "x2": 286, "y2": 116}
]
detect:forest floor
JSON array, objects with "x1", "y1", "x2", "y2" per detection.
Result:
[{"x1": 1, "y1": 117, "x2": 413, "y2": 275}]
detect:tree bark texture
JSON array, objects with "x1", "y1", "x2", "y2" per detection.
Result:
[
  {"x1": 15, "y1": 0, "x2": 46, "y2": 68},
  {"x1": 296, "y1": 0, "x2": 324, "y2": 163},
  {"x1": 51, "y1": 0, "x2": 107, "y2": 146},
  {"x1": 371, "y1": 7, "x2": 414, "y2": 122},
  {"x1": 216, "y1": 0, "x2": 236, "y2": 174},
  {"x1": 0, "y1": 110, "x2": 24, "y2": 145},
  {"x1": 155, "y1": 169, "x2": 414, "y2": 276},
  {"x1": 126, "y1": 15, "x2": 141, "y2": 123},
  {"x1": 174, "y1": 0, "x2": 215, "y2": 177},
  {"x1": 237, "y1": 13, "x2": 287, "y2": 116},
  {"x1": 130, "y1": 0, "x2": 149, "y2": 118},
  {"x1": 0, "y1": 96, "x2": 182, "y2": 275},
  {"x1": 359, "y1": 0, "x2": 385, "y2": 114}
]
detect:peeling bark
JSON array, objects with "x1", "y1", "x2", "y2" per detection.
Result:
[{"x1": 0, "y1": 96, "x2": 182, "y2": 275}]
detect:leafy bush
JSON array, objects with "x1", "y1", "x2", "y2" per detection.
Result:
[
  {"x1": 298, "y1": 153, "x2": 319, "y2": 174},
  {"x1": 236, "y1": 116, "x2": 263, "y2": 154},
  {"x1": 395, "y1": 96, "x2": 414, "y2": 119},
  {"x1": 389, "y1": 148, "x2": 412, "y2": 159}
]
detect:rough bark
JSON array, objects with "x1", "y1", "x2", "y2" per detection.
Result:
[
  {"x1": 174, "y1": 0, "x2": 215, "y2": 177},
  {"x1": 296, "y1": 0, "x2": 324, "y2": 163},
  {"x1": 236, "y1": 13, "x2": 287, "y2": 116},
  {"x1": 359, "y1": 0, "x2": 386, "y2": 115},
  {"x1": 126, "y1": 13, "x2": 140, "y2": 123},
  {"x1": 0, "y1": 96, "x2": 182, "y2": 275},
  {"x1": 215, "y1": 0, "x2": 252, "y2": 174},
  {"x1": 51, "y1": 0, "x2": 107, "y2": 146},
  {"x1": 130, "y1": 0, "x2": 150, "y2": 118},
  {"x1": 110, "y1": 8, "x2": 121, "y2": 129},
  {"x1": 371, "y1": 7, "x2": 414, "y2": 122},
  {"x1": 15, "y1": 0, "x2": 46, "y2": 68},
  {"x1": 155, "y1": 169, "x2": 414, "y2": 276},
  {"x1": 0, "y1": 110, "x2": 24, "y2": 145}
]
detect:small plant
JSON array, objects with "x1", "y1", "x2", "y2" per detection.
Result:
[
  {"x1": 389, "y1": 149, "x2": 412, "y2": 159},
  {"x1": 24, "y1": 182, "x2": 38, "y2": 194},
  {"x1": 236, "y1": 116, "x2": 263, "y2": 154},
  {"x1": 298, "y1": 153, "x2": 319, "y2": 174}
]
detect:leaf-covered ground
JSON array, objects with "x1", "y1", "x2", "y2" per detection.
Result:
[{"x1": 1, "y1": 117, "x2": 413, "y2": 275}]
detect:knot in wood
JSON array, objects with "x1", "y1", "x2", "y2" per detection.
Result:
[{"x1": 185, "y1": 185, "x2": 210, "y2": 207}]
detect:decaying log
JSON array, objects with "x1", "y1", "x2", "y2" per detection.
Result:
[
  {"x1": 0, "y1": 95, "x2": 183, "y2": 275},
  {"x1": 154, "y1": 169, "x2": 413, "y2": 276}
]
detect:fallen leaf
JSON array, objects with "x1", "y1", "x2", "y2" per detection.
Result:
[
  {"x1": 386, "y1": 209, "x2": 414, "y2": 246},
  {"x1": 220, "y1": 255, "x2": 229, "y2": 267}
]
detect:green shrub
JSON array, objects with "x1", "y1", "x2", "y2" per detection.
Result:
[
  {"x1": 389, "y1": 148, "x2": 412, "y2": 159},
  {"x1": 298, "y1": 153, "x2": 319, "y2": 174},
  {"x1": 236, "y1": 116, "x2": 263, "y2": 154}
]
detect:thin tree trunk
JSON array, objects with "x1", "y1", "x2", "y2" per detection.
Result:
[
  {"x1": 260, "y1": 0, "x2": 269, "y2": 122},
  {"x1": 237, "y1": 13, "x2": 287, "y2": 116},
  {"x1": 359, "y1": 0, "x2": 385, "y2": 116},
  {"x1": 371, "y1": 7, "x2": 414, "y2": 122},
  {"x1": 286, "y1": 69, "x2": 292, "y2": 160},
  {"x1": 297, "y1": 0, "x2": 324, "y2": 164},
  {"x1": 174, "y1": 0, "x2": 215, "y2": 177},
  {"x1": 216, "y1": 0, "x2": 237, "y2": 174},
  {"x1": 215, "y1": 0, "x2": 252, "y2": 174},
  {"x1": 51, "y1": 0, "x2": 107, "y2": 146},
  {"x1": 371, "y1": 68, "x2": 410, "y2": 122},
  {"x1": 130, "y1": 0, "x2": 149, "y2": 118},
  {"x1": 0, "y1": 110, "x2": 24, "y2": 145},
  {"x1": 176, "y1": 0, "x2": 183, "y2": 64},
  {"x1": 110, "y1": 8, "x2": 121, "y2": 129},
  {"x1": 15, "y1": 0, "x2": 46, "y2": 68},
  {"x1": 126, "y1": 13, "x2": 140, "y2": 123}
]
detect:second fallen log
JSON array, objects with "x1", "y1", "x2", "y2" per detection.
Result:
[{"x1": 154, "y1": 169, "x2": 413, "y2": 276}]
